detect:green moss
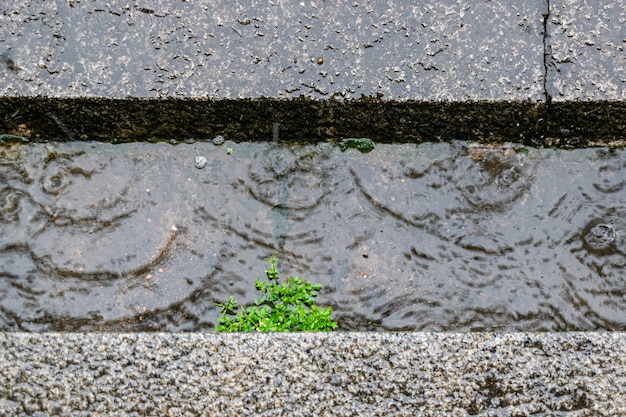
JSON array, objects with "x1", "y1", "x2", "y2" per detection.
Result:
[
  {"x1": 0, "y1": 134, "x2": 29, "y2": 145},
  {"x1": 337, "y1": 138, "x2": 375, "y2": 153}
]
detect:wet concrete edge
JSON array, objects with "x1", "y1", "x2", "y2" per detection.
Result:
[
  {"x1": 0, "y1": 96, "x2": 550, "y2": 145},
  {"x1": 2, "y1": 97, "x2": 625, "y2": 147},
  {"x1": 1, "y1": 0, "x2": 625, "y2": 147},
  {"x1": 1, "y1": 332, "x2": 625, "y2": 415}
]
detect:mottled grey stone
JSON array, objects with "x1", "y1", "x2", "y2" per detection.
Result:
[
  {"x1": 1, "y1": 333, "x2": 625, "y2": 416},
  {"x1": 547, "y1": 0, "x2": 626, "y2": 101}
]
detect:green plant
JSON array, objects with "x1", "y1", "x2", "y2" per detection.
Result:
[
  {"x1": 216, "y1": 255, "x2": 338, "y2": 332},
  {"x1": 337, "y1": 137, "x2": 375, "y2": 153},
  {"x1": 0, "y1": 134, "x2": 29, "y2": 144}
]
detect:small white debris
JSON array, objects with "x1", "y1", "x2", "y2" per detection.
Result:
[{"x1": 195, "y1": 155, "x2": 207, "y2": 169}]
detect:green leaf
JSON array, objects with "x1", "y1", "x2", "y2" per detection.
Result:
[{"x1": 215, "y1": 254, "x2": 338, "y2": 332}]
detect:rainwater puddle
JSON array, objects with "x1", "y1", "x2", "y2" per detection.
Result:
[{"x1": 0, "y1": 140, "x2": 624, "y2": 331}]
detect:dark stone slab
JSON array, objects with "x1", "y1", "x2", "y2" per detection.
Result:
[
  {"x1": 0, "y1": 0, "x2": 545, "y2": 100},
  {"x1": 543, "y1": 100, "x2": 626, "y2": 147},
  {"x1": 0, "y1": 96, "x2": 545, "y2": 143}
]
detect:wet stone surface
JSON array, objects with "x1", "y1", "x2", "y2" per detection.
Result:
[
  {"x1": 0, "y1": 141, "x2": 624, "y2": 331},
  {"x1": 0, "y1": 0, "x2": 545, "y2": 100},
  {"x1": 2, "y1": 1, "x2": 625, "y2": 146},
  {"x1": 547, "y1": 0, "x2": 626, "y2": 101}
]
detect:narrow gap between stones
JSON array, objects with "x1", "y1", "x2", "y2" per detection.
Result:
[{"x1": 542, "y1": 0, "x2": 553, "y2": 108}]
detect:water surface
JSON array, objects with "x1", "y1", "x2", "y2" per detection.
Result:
[{"x1": 0, "y1": 140, "x2": 624, "y2": 331}]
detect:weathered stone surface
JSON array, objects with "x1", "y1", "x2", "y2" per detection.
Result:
[
  {"x1": 547, "y1": 0, "x2": 626, "y2": 101},
  {"x1": 543, "y1": 0, "x2": 626, "y2": 145},
  {"x1": 0, "y1": 0, "x2": 545, "y2": 101},
  {"x1": 1, "y1": 0, "x2": 625, "y2": 146},
  {"x1": 543, "y1": 100, "x2": 626, "y2": 147},
  {"x1": 0, "y1": 0, "x2": 554, "y2": 145},
  {"x1": 1, "y1": 332, "x2": 625, "y2": 416}
]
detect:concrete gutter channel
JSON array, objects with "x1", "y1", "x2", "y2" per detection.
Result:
[{"x1": 0, "y1": 0, "x2": 624, "y2": 415}]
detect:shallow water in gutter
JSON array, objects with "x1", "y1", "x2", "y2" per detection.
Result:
[{"x1": 0, "y1": 140, "x2": 624, "y2": 331}]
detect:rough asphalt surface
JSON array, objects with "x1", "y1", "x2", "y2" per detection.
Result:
[{"x1": 1, "y1": 333, "x2": 625, "y2": 416}]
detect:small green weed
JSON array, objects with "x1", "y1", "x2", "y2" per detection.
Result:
[{"x1": 216, "y1": 255, "x2": 338, "y2": 332}]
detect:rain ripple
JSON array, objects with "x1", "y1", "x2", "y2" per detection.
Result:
[{"x1": 0, "y1": 141, "x2": 624, "y2": 332}]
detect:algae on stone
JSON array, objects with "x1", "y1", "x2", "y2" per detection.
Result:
[{"x1": 337, "y1": 138, "x2": 375, "y2": 153}]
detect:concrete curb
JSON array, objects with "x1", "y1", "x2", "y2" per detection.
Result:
[
  {"x1": 1, "y1": 0, "x2": 625, "y2": 145},
  {"x1": 1, "y1": 332, "x2": 625, "y2": 416}
]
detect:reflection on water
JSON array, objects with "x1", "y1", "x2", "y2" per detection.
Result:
[{"x1": 0, "y1": 141, "x2": 624, "y2": 331}]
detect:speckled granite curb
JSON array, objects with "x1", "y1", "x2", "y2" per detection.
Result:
[{"x1": 1, "y1": 332, "x2": 625, "y2": 416}]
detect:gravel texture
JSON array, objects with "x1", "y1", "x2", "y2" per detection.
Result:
[{"x1": 1, "y1": 332, "x2": 625, "y2": 416}]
